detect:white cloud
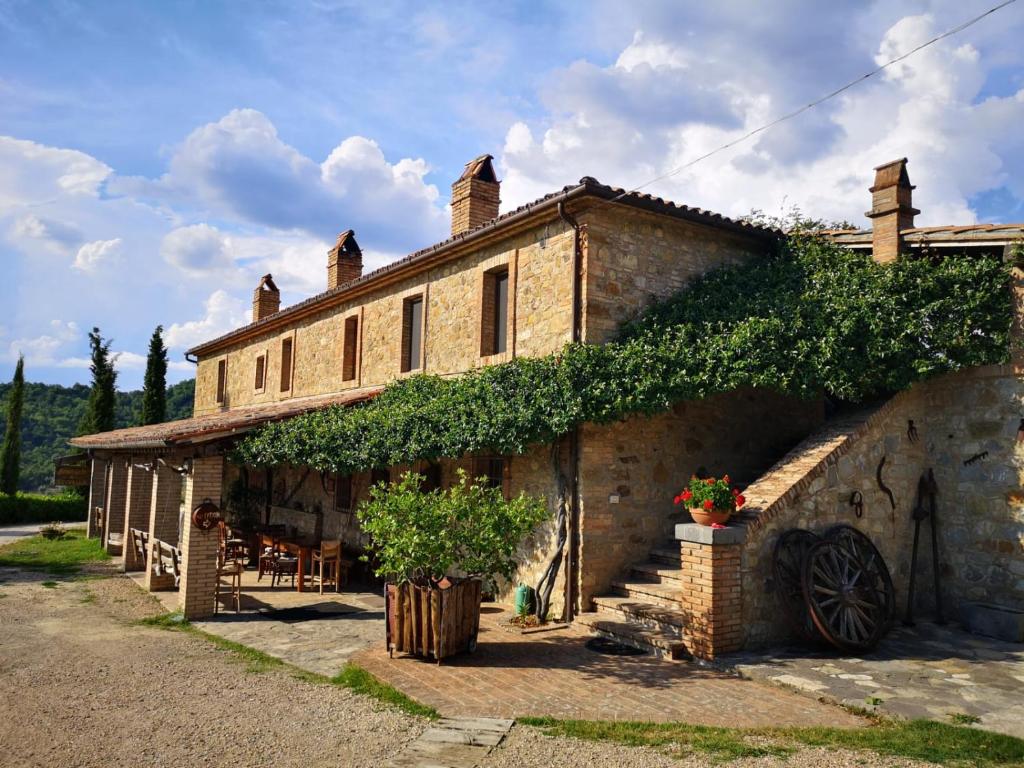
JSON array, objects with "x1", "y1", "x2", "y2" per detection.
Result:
[
  {"x1": 116, "y1": 109, "x2": 448, "y2": 251},
  {"x1": 500, "y1": 10, "x2": 1024, "y2": 228},
  {"x1": 164, "y1": 290, "x2": 248, "y2": 350},
  {"x1": 0, "y1": 135, "x2": 111, "y2": 208},
  {"x1": 73, "y1": 237, "x2": 122, "y2": 272},
  {"x1": 6, "y1": 320, "x2": 80, "y2": 365},
  {"x1": 160, "y1": 224, "x2": 236, "y2": 276}
]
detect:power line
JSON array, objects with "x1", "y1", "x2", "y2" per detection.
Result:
[{"x1": 609, "y1": 0, "x2": 1019, "y2": 202}]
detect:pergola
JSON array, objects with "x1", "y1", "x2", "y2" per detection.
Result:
[{"x1": 69, "y1": 388, "x2": 378, "y2": 618}]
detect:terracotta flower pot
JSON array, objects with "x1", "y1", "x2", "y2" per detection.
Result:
[{"x1": 690, "y1": 506, "x2": 732, "y2": 526}]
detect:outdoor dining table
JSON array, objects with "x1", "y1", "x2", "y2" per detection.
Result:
[{"x1": 276, "y1": 536, "x2": 320, "y2": 593}]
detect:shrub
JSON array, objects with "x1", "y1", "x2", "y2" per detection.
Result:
[
  {"x1": 39, "y1": 522, "x2": 68, "y2": 540},
  {"x1": 0, "y1": 492, "x2": 87, "y2": 525},
  {"x1": 356, "y1": 469, "x2": 548, "y2": 589}
]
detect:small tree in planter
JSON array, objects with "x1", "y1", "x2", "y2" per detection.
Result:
[{"x1": 358, "y1": 469, "x2": 547, "y2": 662}]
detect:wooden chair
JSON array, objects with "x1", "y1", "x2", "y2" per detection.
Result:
[
  {"x1": 216, "y1": 557, "x2": 244, "y2": 614},
  {"x1": 311, "y1": 540, "x2": 351, "y2": 594},
  {"x1": 270, "y1": 555, "x2": 298, "y2": 588}
]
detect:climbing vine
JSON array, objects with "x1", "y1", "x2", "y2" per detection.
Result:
[{"x1": 234, "y1": 236, "x2": 1012, "y2": 474}]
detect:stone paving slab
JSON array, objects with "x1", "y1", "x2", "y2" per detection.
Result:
[
  {"x1": 383, "y1": 717, "x2": 514, "y2": 767},
  {"x1": 720, "y1": 621, "x2": 1024, "y2": 738}
]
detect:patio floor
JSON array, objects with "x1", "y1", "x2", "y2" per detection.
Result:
[{"x1": 720, "y1": 621, "x2": 1024, "y2": 738}]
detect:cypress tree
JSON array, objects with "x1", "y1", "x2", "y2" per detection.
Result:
[
  {"x1": 140, "y1": 325, "x2": 167, "y2": 425},
  {"x1": 0, "y1": 355, "x2": 25, "y2": 495},
  {"x1": 78, "y1": 328, "x2": 117, "y2": 436}
]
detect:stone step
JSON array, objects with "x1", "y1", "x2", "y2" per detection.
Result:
[
  {"x1": 592, "y1": 595, "x2": 689, "y2": 634},
  {"x1": 649, "y1": 546, "x2": 681, "y2": 566},
  {"x1": 610, "y1": 579, "x2": 683, "y2": 608},
  {"x1": 577, "y1": 611, "x2": 691, "y2": 660},
  {"x1": 629, "y1": 561, "x2": 686, "y2": 583}
]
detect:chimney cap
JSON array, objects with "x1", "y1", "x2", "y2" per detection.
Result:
[
  {"x1": 256, "y1": 273, "x2": 279, "y2": 293},
  {"x1": 870, "y1": 157, "x2": 915, "y2": 192},
  {"x1": 458, "y1": 154, "x2": 498, "y2": 184},
  {"x1": 329, "y1": 229, "x2": 362, "y2": 259}
]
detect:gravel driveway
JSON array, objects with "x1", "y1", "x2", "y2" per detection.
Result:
[{"x1": 0, "y1": 566, "x2": 935, "y2": 768}]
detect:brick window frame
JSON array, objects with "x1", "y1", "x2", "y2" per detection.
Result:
[
  {"x1": 480, "y1": 265, "x2": 510, "y2": 358},
  {"x1": 215, "y1": 357, "x2": 228, "y2": 406},
  {"x1": 279, "y1": 333, "x2": 295, "y2": 395},
  {"x1": 253, "y1": 351, "x2": 267, "y2": 394},
  {"x1": 400, "y1": 293, "x2": 426, "y2": 373},
  {"x1": 342, "y1": 313, "x2": 360, "y2": 383}
]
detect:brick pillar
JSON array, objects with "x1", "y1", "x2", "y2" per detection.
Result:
[
  {"x1": 677, "y1": 523, "x2": 745, "y2": 660},
  {"x1": 104, "y1": 458, "x2": 129, "y2": 555},
  {"x1": 85, "y1": 458, "x2": 106, "y2": 539},
  {"x1": 145, "y1": 464, "x2": 183, "y2": 591},
  {"x1": 122, "y1": 461, "x2": 154, "y2": 571},
  {"x1": 178, "y1": 456, "x2": 224, "y2": 619}
]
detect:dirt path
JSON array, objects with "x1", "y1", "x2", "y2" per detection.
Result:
[{"x1": 0, "y1": 568, "x2": 933, "y2": 768}]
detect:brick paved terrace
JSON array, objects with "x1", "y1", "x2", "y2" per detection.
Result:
[{"x1": 352, "y1": 606, "x2": 864, "y2": 726}]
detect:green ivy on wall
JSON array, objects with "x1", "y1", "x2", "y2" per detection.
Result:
[{"x1": 234, "y1": 236, "x2": 1012, "y2": 474}]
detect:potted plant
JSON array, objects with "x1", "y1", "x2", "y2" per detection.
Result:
[
  {"x1": 357, "y1": 468, "x2": 547, "y2": 662},
  {"x1": 674, "y1": 474, "x2": 745, "y2": 526}
]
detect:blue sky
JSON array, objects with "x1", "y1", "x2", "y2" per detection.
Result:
[{"x1": 2, "y1": 0, "x2": 1023, "y2": 390}]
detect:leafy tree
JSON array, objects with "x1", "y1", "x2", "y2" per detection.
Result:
[
  {"x1": 140, "y1": 325, "x2": 168, "y2": 425},
  {"x1": 0, "y1": 356, "x2": 25, "y2": 495},
  {"x1": 78, "y1": 328, "x2": 117, "y2": 436}
]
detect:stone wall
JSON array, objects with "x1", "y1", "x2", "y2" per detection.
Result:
[
  {"x1": 194, "y1": 219, "x2": 576, "y2": 415},
  {"x1": 577, "y1": 387, "x2": 823, "y2": 608},
  {"x1": 739, "y1": 364, "x2": 1024, "y2": 647},
  {"x1": 580, "y1": 205, "x2": 766, "y2": 344}
]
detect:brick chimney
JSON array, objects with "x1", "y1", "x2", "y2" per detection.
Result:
[
  {"x1": 252, "y1": 274, "x2": 280, "y2": 322},
  {"x1": 451, "y1": 154, "x2": 500, "y2": 236},
  {"x1": 327, "y1": 230, "x2": 363, "y2": 289},
  {"x1": 865, "y1": 158, "x2": 920, "y2": 264}
]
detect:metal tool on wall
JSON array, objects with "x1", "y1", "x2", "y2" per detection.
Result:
[{"x1": 904, "y1": 469, "x2": 944, "y2": 626}]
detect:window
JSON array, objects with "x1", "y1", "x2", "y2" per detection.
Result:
[
  {"x1": 401, "y1": 296, "x2": 424, "y2": 372},
  {"x1": 481, "y1": 268, "x2": 509, "y2": 356},
  {"x1": 280, "y1": 337, "x2": 293, "y2": 392},
  {"x1": 216, "y1": 359, "x2": 227, "y2": 405},
  {"x1": 342, "y1": 316, "x2": 359, "y2": 382},
  {"x1": 254, "y1": 354, "x2": 266, "y2": 391},
  {"x1": 336, "y1": 474, "x2": 353, "y2": 512},
  {"x1": 474, "y1": 457, "x2": 506, "y2": 492}
]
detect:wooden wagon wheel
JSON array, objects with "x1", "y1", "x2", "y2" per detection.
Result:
[
  {"x1": 802, "y1": 540, "x2": 886, "y2": 653},
  {"x1": 772, "y1": 529, "x2": 821, "y2": 642},
  {"x1": 824, "y1": 524, "x2": 896, "y2": 624}
]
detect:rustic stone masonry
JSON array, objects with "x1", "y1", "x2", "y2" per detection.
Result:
[
  {"x1": 145, "y1": 463, "x2": 183, "y2": 591},
  {"x1": 178, "y1": 455, "x2": 224, "y2": 619},
  {"x1": 86, "y1": 458, "x2": 106, "y2": 539},
  {"x1": 104, "y1": 458, "x2": 128, "y2": 555},
  {"x1": 121, "y1": 461, "x2": 153, "y2": 572},
  {"x1": 677, "y1": 523, "x2": 745, "y2": 659}
]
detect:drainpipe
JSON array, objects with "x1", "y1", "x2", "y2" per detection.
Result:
[{"x1": 558, "y1": 200, "x2": 583, "y2": 621}]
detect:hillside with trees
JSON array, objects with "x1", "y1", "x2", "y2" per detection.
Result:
[{"x1": 0, "y1": 378, "x2": 194, "y2": 492}]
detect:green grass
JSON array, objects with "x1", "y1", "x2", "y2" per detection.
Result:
[
  {"x1": 0, "y1": 529, "x2": 109, "y2": 575},
  {"x1": 139, "y1": 611, "x2": 438, "y2": 718},
  {"x1": 41, "y1": 580, "x2": 58, "y2": 588},
  {"x1": 520, "y1": 717, "x2": 1024, "y2": 767},
  {"x1": 951, "y1": 712, "x2": 983, "y2": 726}
]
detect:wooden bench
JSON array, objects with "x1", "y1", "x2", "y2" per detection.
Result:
[
  {"x1": 149, "y1": 539, "x2": 181, "y2": 590},
  {"x1": 128, "y1": 528, "x2": 149, "y2": 572}
]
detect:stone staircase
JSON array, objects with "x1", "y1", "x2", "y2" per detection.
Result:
[{"x1": 576, "y1": 542, "x2": 693, "y2": 660}]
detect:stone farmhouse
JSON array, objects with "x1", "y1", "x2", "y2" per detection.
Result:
[{"x1": 71, "y1": 156, "x2": 1024, "y2": 660}]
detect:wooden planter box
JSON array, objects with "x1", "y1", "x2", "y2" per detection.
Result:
[{"x1": 386, "y1": 579, "x2": 483, "y2": 662}]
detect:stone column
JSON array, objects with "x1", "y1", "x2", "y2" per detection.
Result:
[
  {"x1": 676, "y1": 523, "x2": 745, "y2": 660},
  {"x1": 178, "y1": 455, "x2": 224, "y2": 619},
  {"x1": 121, "y1": 461, "x2": 154, "y2": 572},
  {"x1": 145, "y1": 463, "x2": 184, "y2": 591},
  {"x1": 103, "y1": 458, "x2": 129, "y2": 555},
  {"x1": 85, "y1": 457, "x2": 107, "y2": 539}
]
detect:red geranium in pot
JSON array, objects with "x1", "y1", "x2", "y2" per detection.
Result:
[{"x1": 673, "y1": 474, "x2": 745, "y2": 526}]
